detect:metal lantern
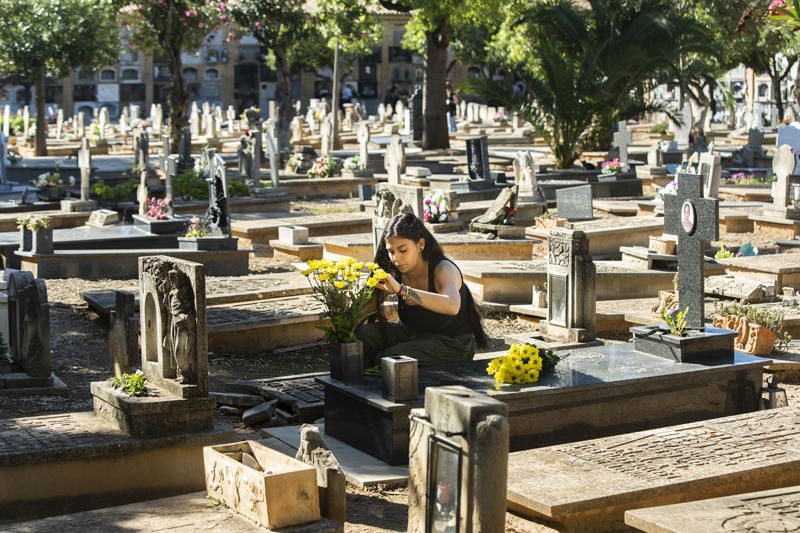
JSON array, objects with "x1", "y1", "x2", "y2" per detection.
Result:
[
  {"x1": 760, "y1": 374, "x2": 789, "y2": 410},
  {"x1": 426, "y1": 434, "x2": 462, "y2": 533}
]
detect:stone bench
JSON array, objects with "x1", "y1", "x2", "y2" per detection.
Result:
[
  {"x1": 17, "y1": 247, "x2": 250, "y2": 279},
  {"x1": 625, "y1": 486, "x2": 800, "y2": 532},
  {"x1": 321, "y1": 232, "x2": 538, "y2": 263},
  {"x1": 507, "y1": 406, "x2": 800, "y2": 532}
]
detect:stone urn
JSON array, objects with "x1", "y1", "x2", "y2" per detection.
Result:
[
  {"x1": 713, "y1": 315, "x2": 777, "y2": 356},
  {"x1": 18, "y1": 227, "x2": 32, "y2": 252},
  {"x1": 31, "y1": 228, "x2": 54, "y2": 254},
  {"x1": 329, "y1": 340, "x2": 364, "y2": 383}
]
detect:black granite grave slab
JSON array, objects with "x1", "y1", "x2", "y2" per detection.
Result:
[{"x1": 319, "y1": 344, "x2": 768, "y2": 465}]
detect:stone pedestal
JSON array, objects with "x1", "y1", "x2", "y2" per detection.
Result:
[
  {"x1": 60, "y1": 199, "x2": 97, "y2": 213},
  {"x1": 177, "y1": 236, "x2": 239, "y2": 251},
  {"x1": 132, "y1": 214, "x2": 189, "y2": 235}
]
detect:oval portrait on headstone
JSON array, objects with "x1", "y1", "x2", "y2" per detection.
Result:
[{"x1": 681, "y1": 200, "x2": 696, "y2": 235}]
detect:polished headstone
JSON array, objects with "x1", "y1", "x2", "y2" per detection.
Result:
[{"x1": 556, "y1": 184, "x2": 593, "y2": 221}]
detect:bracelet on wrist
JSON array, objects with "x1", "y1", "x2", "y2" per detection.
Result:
[{"x1": 397, "y1": 284, "x2": 404, "y2": 296}]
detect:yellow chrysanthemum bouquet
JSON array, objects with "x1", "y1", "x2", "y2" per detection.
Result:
[
  {"x1": 302, "y1": 257, "x2": 388, "y2": 343},
  {"x1": 486, "y1": 343, "x2": 560, "y2": 385}
]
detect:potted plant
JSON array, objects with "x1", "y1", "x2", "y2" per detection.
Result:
[
  {"x1": 178, "y1": 216, "x2": 238, "y2": 251},
  {"x1": 712, "y1": 302, "x2": 791, "y2": 356},
  {"x1": 16, "y1": 215, "x2": 32, "y2": 251},
  {"x1": 302, "y1": 258, "x2": 387, "y2": 382},
  {"x1": 28, "y1": 215, "x2": 53, "y2": 254},
  {"x1": 600, "y1": 157, "x2": 622, "y2": 176},
  {"x1": 341, "y1": 156, "x2": 368, "y2": 178},
  {"x1": 133, "y1": 197, "x2": 188, "y2": 235},
  {"x1": 631, "y1": 306, "x2": 737, "y2": 363},
  {"x1": 306, "y1": 156, "x2": 338, "y2": 179},
  {"x1": 34, "y1": 164, "x2": 65, "y2": 202}
]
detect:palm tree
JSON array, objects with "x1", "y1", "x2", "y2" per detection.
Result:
[{"x1": 464, "y1": 0, "x2": 712, "y2": 168}]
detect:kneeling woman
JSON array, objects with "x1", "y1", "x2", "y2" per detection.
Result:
[{"x1": 357, "y1": 212, "x2": 488, "y2": 367}]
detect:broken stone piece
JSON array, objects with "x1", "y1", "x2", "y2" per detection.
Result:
[
  {"x1": 209, "y1": 392, "x2": 264, "y2": 408},
  {"x1": 218, "y1": 405, "x2": 244, "y2": 416},
  {"x1": 241, "y1": 452, "x2": 263, "y2": 472},
  {"x1": 242, "y1": 399, "x2": 278, "y2": 427}
]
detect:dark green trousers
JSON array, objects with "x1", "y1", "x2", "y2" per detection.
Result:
[{"x1": 356, "y1": 321, "x2": 475, "y2": 368}]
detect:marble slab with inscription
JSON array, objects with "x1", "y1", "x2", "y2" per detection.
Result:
[
  {"x1": 507, "y1": 406, "x2": 800, "y2": 531},
  {"x1": 625, "y1": 485, "x2": 800, "y2": 533}
]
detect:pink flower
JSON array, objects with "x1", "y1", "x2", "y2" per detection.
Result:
[
  {"x1": 771, "y1": 0, "x2": 787, "y2": 9},
  {"x1": 255, "y1": 21, "x2": 262, "y2": 30}
]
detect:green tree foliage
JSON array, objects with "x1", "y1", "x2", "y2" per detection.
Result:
[
  {"x1": 114, "y1": 0, "x2": 219, "y2": 153},
  {"x1": 0, "y1": 0, "x2": 119, "y2": 156},
  {"x1": 380, "y1": 0, "x2": 499, "y2": 149},
  {"x1": 464, "y1": 0, "x2": 711, "y2": 169}
]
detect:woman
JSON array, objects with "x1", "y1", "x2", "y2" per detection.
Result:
[{"x1": 356, "y1": 212, "x2": 488, "y2": 367}]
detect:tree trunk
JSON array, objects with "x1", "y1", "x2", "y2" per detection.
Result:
[
  {"x1": 274, "y1": 48, "x2": 293, "y2": 142},
  {"x1": 167, "y1": 48, "x2": 187, "y2": 154},
  {"x1": 34, "y1": 65, "x2": 47, "y2": 157},
  {"x1": 422, "y1": 20, "x2": 450, "y2": 150},
  {"x1": 772, "y1": 73, "x2": 785, "y2": 122},
  {"x1": 331, "y1": 39, "x2": 342, "y2": 150}
]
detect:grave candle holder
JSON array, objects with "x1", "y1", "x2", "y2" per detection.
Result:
[{"x1": 381, "y1": 355, "x2": 418, "y2": 402}]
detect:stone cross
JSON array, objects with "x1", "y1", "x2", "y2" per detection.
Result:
[
  {"x1": 357, "y1": 122, "x2": 370, "y2": 165},
  {"x1": 2, "y1": 105, "x2": 9, "y2": 137},
  {"x1": 264, "y1": 128, "x2": 280, "y2": 188},
  {"x1": 290, "y1": 116, "x2": 303, "y2": 143},
  {"x1": 22, "y1": 106, "x2": 29, "y2": 139},
  {"x1": 673, "y1": 102, "x2": 692, "y2": 148},
  {"x1": 159, "y1": 133, "x2": 170, "y2": 173},
  {"x1": 320, "y1": 114, "x2": 333, "y2": 156},
  {"x1": 190, "y1": 104, "x2": 200, "y2": 137},
  {"x1": 226, "y1": 106, "x2": 236, "y2": 136},
  {"x1": 612, "y1": 121, "x2": 631, "y2": 172},
  {"x1": 55, "y1": 109, "x2": 63, "y2": 140},
  {"x1": 664, "y1": 173, "x2": 719, "y2": 329},
  {"x1": 119, "y1": 111, "x2": 129, "y2": 145},
  {"x1": 772, "y1": 144, "x2": 797, "y2": 209},
  {"x1": 153, "y1": 104, "x2": 163, "y2": 135},
  {"x1": 377, "y1": 103, "x2": 386, "y2": 123},
  {"x1": 76, "y1": 111, "x2": 86, "y2": 139},
  {"x1": 0, "y1": 134, "x2": 6, "y2": 184},
  {"x1": 78, "y1": 137, "x2": 92, "y2": 201},
  {"x1": 384, "y1": 134, "x2": 406, "y2": 185},
  {"x1": 98, "y1": 107, "x2": 108, "y2": 140},
  {"x1": 162, "y1": 155, "x2": 179, "y2": 218},
  {"x1": 205, "y1": 149, "x2": 231, "y2": 237},
  {"x1": 395, "y1": 100, "x2": 404, "y2": 123}
]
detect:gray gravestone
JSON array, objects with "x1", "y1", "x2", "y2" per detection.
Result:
[
  {"x1": 612, "y1": 121, "x2": 631, "y2": 172},
  {"x1": 6, "y1": 271, "x2": 51, "y2": 378},
  {"x1": 384, "y1": 134, "x2": 406, "y2": 185},
  {"x1": 466, "y1": 136, "x2": 491, "y2": 183},
  {"x1": 77, "y1": 138, "x2": 92, "y2": 201},
  {"x1": 772, "y1": 144, "x2": 797, "y2": 210},
  {"x1": 556, "y1": 184, "x2": 593, "y2": 221},
  {"x1": 663, "y1": 173, "x2": 719, "y2": 329},
  {"x1": 178, "y1": 126, "x2": 193, "y2": 171},
  {"x1": 0, "y1": 134, "x2": 6, "y2": 184},
  {"x1": 357, "y1": 122, "x2": 370, "y2": 165},
  {"x1": 109, "y1": 290, "x2": 139, "y2": 378},
  {"x1": 264, "y1": 128, "x2": 279, "y2": 188},
  {"x1": 409, "y1": 88, "x2": 423, "y2": 142},
  {"x1": 205, "y1": 149, "x2": 231, "y2": 237},
  {"x1": 540, "y1": 228, "x2": 596, "y2": 342},
  {"x1": 777, "y1": 124, "x2": 800, "y2": 167}
]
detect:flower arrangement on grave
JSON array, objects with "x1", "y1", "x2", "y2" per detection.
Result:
[
  {"x1": 108, "y1": 370, "x2": 150, "y2": 397},
  {"x1": 24, "y1": 215, "x2": 50, "y2": 231},
  {"x1": 486, "y1": 343, "x2": 560, "y2": 385},
  {"x1": 193, "y1": 154, "x2": 210, "y2": 180},
  {"x1": 724, "y1": 172, "x2": 772, "y2": 185},
  {"x1": 16, "y1": 215, "x2": 32, "y2": 230},
  {"x1": 145, "y1": 197, "x2": 171, "y2": 220},
  {"x1": 343, "y1": 156, "x2": 365, "y2": 172},
  {"x1": 184, "y1": 216, "x2": 211, "y2": 238},
  {"x1": 676, "y1": 162, "x2": 698, "y2": 174},
  {"x1": 501, "y1": 203, "x2": 516, "y2": 225},
  {"x1": 423, "y1": 192, "x2": 449, "y2": 223},
  {"x1": 302, "y1": 257, "x2": 387, "y2": 343},
  {"x1": 307, "y1": 155, "x2": 338, "y2": 178},
  {"x1": 600, "y1": 157, "x2": 622, "y2": 174},
  {"x1": 715, "y1": 245, "x2": 735, "y2": 260},
  {"x1": 713, "y1": 301, "x2": 792, "y2": 354},
  {"x1": 33, "y1": 163, "x2": 63, "y2": 188},
  {"x1": 769, "y1": 0, "x2": 800, "y2": 26}
]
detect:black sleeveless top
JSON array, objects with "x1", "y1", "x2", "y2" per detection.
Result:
[{"x1": 397, "y1": 255, "x2": 474, "y2": 337}]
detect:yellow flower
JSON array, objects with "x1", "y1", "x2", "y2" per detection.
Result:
[
  {"x1": 327, "y1": 266, "x2": 338, "y2": 275},
  {"x1": 353, "y1": 262, "x2": 365, "y2": 271},
  {"x1": 374, "y1": 269, "x2": 388, "y2": 280},
  {"x1": 306, "y1": 260, "x2": 320, "y2": 270},
  {"x1": 367, "y1": 277, "x2": 378, "y2": 288},
  {"x1": 366, "y1": 262, "x2": 379, "y2": 271},
  {"x1": 301, "y1": 268, "x2": 313, "y2": 277},
  {"x1": 318, "y1": 273, "x2": 330, "y2": 282},
  {"x1": 521, "y1": 344, "x2": 538, "y2": 357},
  {"x1": 346, "y1": 257, "x2": 356, "y2": 265},
  {"x1": 334, "y1": 281, "x2": 346, "y2": 289}
]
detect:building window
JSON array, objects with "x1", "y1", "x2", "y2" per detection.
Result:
[
  {"x1": 121, "y1": 49, "x2": 140, "y2": 65},
  {"x1": 74, "y1": 84, "x2": 97, "y2": 101},
  {"x1": 204, "y1": 68, "x2": 219, "y2": 81},
  {"x1": 99, "y1": 69, "x2": 116, "y2": 81},
  {"x1": 120, "y1": 83, "x2": 146, "y2": 102},
  {"x1": 359, "y1": 63, "x2": 377, "y2": 81},
  {"x1": 121, "y1": 68, "x2": 140, "y2": 81},
  {"x1": 75, "y1": 69, "x2": 95, "y2": 83},
  {"x1": 389, "y1": 47, "x2": 412, "y2": 63},
  {"x1": 183, "y1": 67, "x2": 199, "y2": 82},
  {"x1": 45, "y1": 85, "x2": 63, "y2": 104},
  {"x1": 154, "y1": 65, "x2": 171, "y2": 81},
  {"x1": 758, "y1": 83, "x2": 769, "y2": 98}
]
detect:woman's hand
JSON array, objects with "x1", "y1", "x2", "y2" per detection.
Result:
[{"x1": 377, "y1": 273, "x2": 401, "y2": 295}]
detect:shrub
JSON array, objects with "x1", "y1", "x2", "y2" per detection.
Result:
[{"x1": 174, "y1": 170, "x2": 209, "y2": 201}]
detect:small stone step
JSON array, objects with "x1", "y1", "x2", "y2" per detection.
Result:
[
  {"x1": 209, "y1": 392, "x2": 264, "y2": 408},
  {"x1": 242, "y1": 400, "x2": 278, "y2": 427}
]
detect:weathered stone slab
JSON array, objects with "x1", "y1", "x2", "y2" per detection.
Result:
[
  {"x1": 321, "y1": 232, "x2": 537, "y2": 263},
  {"x1": 705, "y1": 274, "x2": 775, "y2": 302},
  {"x1": 719, "y1": 253, "x2": 800, "y2": 290},
  {"x1": 4, "y1": 492, "x2": 337, "y2": 533},
  {"x1": 528, "y1": 216, "x2": 664, "y2": 258},
  {"x1": 209, "y1": 392, "x2": 265, "y2": 408},
  {"x1": 625, "y1": 485, "x2": 800, "y2": 533},
  {"x1": 507, "y1": 406, "x2": 800, "y2": 532},
  {"x1": 230, "y1": 213, "x2": 372, "y2": 244}
]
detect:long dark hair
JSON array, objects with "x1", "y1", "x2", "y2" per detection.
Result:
[{"x1": 373, "y1": 212, "x2": 488, "y2": 348}]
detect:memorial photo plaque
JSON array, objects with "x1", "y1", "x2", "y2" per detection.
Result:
[
  {"x1": 426, "y1": 435, "x2": 462, "y2": 533},
  {"x1": 548, "y1": 274, "x2": 567, "y2": 327},
  {"x1": 681, "y1": 200, "x2": 696, "y2": 235}
]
